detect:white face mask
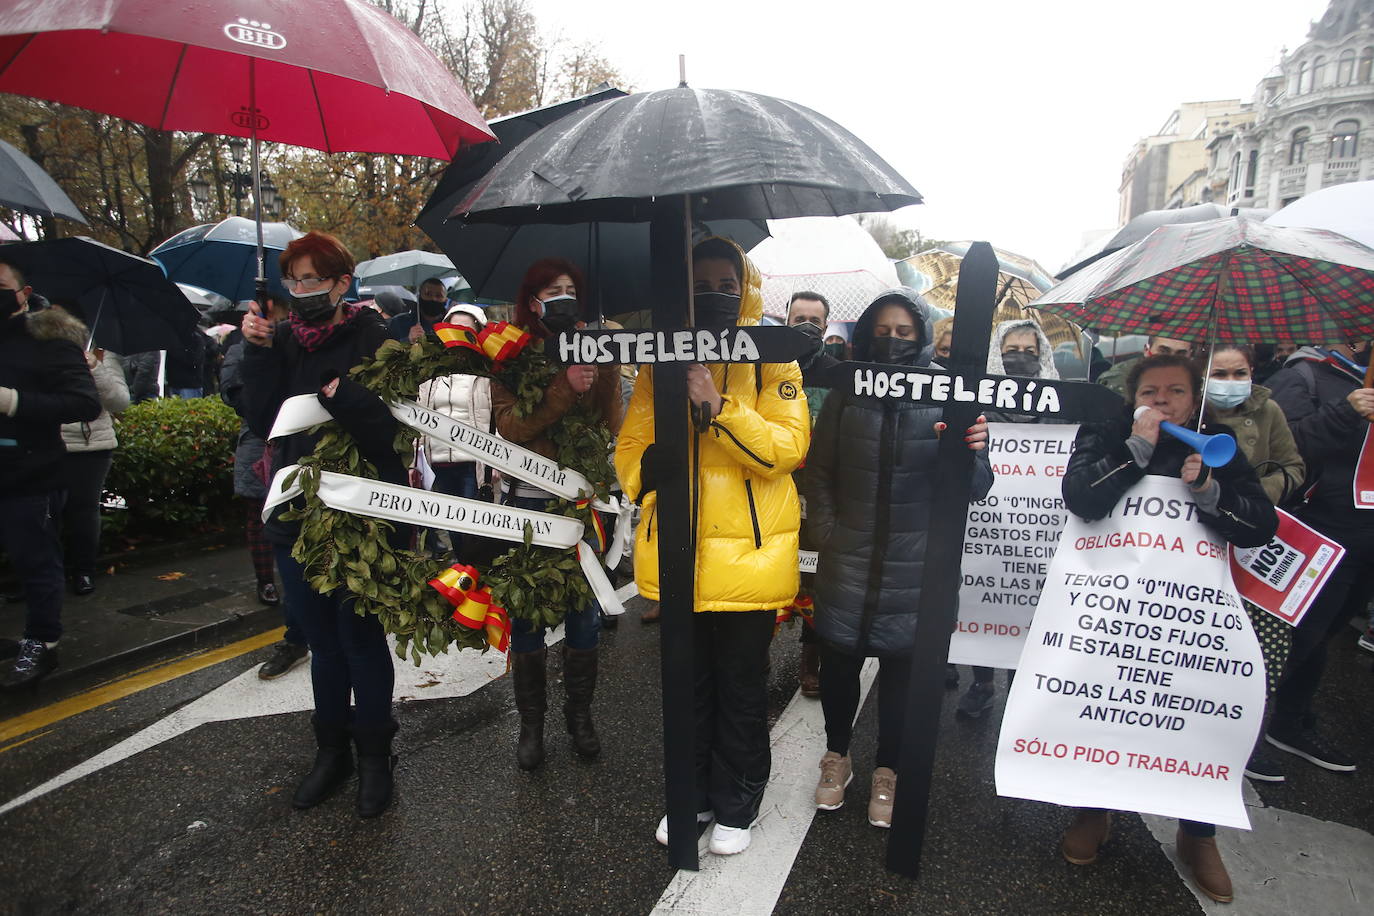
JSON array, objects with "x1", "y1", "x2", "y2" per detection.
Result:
[{"x1": 1205, "y1": 378, "x2": 1252, "y2": 409}]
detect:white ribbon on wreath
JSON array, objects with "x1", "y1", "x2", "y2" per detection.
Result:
[{"x1": 263, "y1": 394, "x2": 628, "y2": 615}]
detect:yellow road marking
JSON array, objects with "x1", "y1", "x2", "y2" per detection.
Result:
[
  {"x1": 0, "y1": 729, "x2": 53, "y2": 755},
  {"x1": 0, "y1": 627, "x2": 284, "y2": 747}
]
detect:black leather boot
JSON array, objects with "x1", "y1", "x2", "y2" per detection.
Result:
[
  {"x1": 562, "y1": 646, "x2": 601, "y2": 758},
  {"x1": 512, "y1": 647, "x2": 547, "y2": 770},
  {"x1": 292, "y1": 717, "x2": 353, "y2": 809},
  {"x1": 353, "y1": 719, "x2": 399, "y2": 819}
]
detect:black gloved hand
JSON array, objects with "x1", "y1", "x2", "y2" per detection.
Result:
[{"x1": 638, "y1": 443, "x2": 683, "y2": 500}]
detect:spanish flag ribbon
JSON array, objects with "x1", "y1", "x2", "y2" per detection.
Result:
[
  {"x1": 576, "y1": 498, "x2": 608, "y2": 554},
  {"x1": 428, "y1": 563, "x2": 511, "y2": 652},
  {"x1": 477, "y1": 320, "x2": 532, "y2": 366},
  {"x1": 433, "y1": 322, "x2": 483, "y2": 355},
  {"x1": 775, "y1": 594, "x2": 815, "y2": 630}
]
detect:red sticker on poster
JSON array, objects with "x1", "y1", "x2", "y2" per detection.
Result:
[
  {"x1": 1229, "y1": 510, "x2": 1346, "y2": 626},
  {"x1": 1355, "y1": 423, "x2": 1374, "y2": 510}
]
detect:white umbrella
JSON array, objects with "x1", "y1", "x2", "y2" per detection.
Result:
[
  {"x1": 1265, "y1": 180, "x2": 1374, "y2": 249},
  {"x1": 355, "y1": 250, "x2": 462, "y2": 289}
]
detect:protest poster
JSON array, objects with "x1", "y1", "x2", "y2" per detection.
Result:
[
  {"x1": 1356, "y1": 424, "x2": 1374, "y2": 510},
  {"x1": 995, "y1": 475, "x2": 1265, "y2": 829},
  {"x1": 949, "y1": 423, "x2": 1078, "y2": 669},
  {"x1": 1229, "y1": 510, "x2": 1346, "y2": 626}
]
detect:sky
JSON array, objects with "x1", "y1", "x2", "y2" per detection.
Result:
[{"x1": 527, "y1": 0, "x2": 1332, "y2": 273}]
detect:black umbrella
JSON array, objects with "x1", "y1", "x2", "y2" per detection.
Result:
[
  {"x1": 0, "y1": 138, "x2": 86, "y2": 223},
  {"x1": 1056, "y1": 203, "x2": 1272, "y2": 279},
  {"x1": 2, "y1": 236, "x2": 200, "y2": 354},
  {"x1": 419, "y1": 85, "x2": 767, "y2": 313},
  {"x1": 454, "y1": 83, "x2": 921, "y2": 874},
  {"x1": 151, "y1": 216, "x2": 303, "y2": 304}
]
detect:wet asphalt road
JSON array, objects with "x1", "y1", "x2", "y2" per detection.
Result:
[{"x1": 1, "y1": 599, "x2": 1371, "y2": 915}]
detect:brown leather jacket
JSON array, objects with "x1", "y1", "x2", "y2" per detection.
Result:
[{"x1": 491, "y1": 363, "x2": 623, "y2": 460}]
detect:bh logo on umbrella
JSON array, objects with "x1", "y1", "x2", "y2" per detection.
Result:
[{"x1": 223, "y1": 18, "x2": 287, "y2": 50}]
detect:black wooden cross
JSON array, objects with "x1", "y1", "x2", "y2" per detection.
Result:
[
  {"x1": 559, "y1": 210, "x2": 813, "y2": 872},
  {"x1": 860, "y1": 242, "x2": 1123, "y2": 877}
]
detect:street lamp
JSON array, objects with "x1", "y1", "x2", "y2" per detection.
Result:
[
  {"x1": 226, "y1": 137, "x2": 250, "y2": 216},
  {"x1": 259, "y1": 172, "x2": 281, "y2": 220},
  {"x1": 188, "y1": 175, "x2": 211, "y2": 220}
]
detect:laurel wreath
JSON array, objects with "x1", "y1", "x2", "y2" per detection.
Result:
[{"x1": 281, "y1": 334, "x2": 616, "y2": 666}]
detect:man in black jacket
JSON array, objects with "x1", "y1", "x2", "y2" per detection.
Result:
[
  {"x1": 0, "y1": 258, "x2": 101, "y2": 688},
  {"x1": 1265, "y1": 342, "x2": 1374, "y2": 773}
]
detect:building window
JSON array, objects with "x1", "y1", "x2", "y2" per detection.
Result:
[
  {"x1": 1361, "y1": 48, "x2": 1374, "y2": 83},
  {"x1": 1313, "y1": 56, "x2": 1326, "y2": 89},
  {"x1": 1298, "y1": 60, "x2": 1313, "y2": 93},
  {"x1": 1339, "y1": 50, "x2": 1357, "y2": 85},
  {"x1": 1290, "y1": 127, "x2": 1311, "y2": 164},
  {"x1": 1245, "y1": 150, "x2": 1259, "y2": 196},
  {"x1": 1229, "y1": 152, "x2": 1242, "y2": 195},
  {"x1": 1330, "y1": 120, "x2": 1359, "y2": 159}
]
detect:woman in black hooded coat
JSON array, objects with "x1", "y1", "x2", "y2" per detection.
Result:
[{"x1": 804, "y1": 288, "x2": 993, "y2": 826}]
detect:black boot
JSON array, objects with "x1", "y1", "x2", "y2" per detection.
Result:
[
  {"x1": 292, "y1": 717, "x2": 353, "y2": 810},
  {"x1": 512, "y1": 647, "x2": 547, "y2": 770},
  {"x1": 353, "y1": 719, "x2": 399, "y2": 819},
  {"x1": 562, "y1": 646, "x2": 601, "y2": 758}
]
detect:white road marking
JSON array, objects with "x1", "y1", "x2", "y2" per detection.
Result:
[
  {"x1": 1144, "y1": 778, "x2": 1374, "y2": 914},
  {"x1": 0, "y1": 628, "x2": 563, "y2": 815},
  {"x1": 651, "y1": 658, "x2": 879, "y2": 915}
]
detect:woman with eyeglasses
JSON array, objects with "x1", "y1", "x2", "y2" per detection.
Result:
[{"x1": 239, "y1": 231, "x2": 404, "y2": 819}]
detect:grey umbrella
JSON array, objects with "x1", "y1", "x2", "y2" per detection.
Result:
[
  {"x1": 0, "y1": 138, "x2": 86, "y2": 223},
  {"x1": 1056, "y1": 202, "x2": 1273, "y2": 279},
  {"x1": 419, "y1": 85, "x2": 768, "y2": 313}
]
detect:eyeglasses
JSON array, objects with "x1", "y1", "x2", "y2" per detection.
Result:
[{"x1": 281, "y1": 275, "x2": 335, "y2": 292}]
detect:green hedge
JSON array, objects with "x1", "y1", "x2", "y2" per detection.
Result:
[{"x1": 105, "y1": 396, "x2": 242, "y2": 536}]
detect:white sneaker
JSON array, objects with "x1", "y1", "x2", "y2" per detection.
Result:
[
  {"x1": 708, "y1": 822, "x2": 752, "y2": 855},
  {"x1": 655, "y1": 810, "x2": 713, "y2": 846}
]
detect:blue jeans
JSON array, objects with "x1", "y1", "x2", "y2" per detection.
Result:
[
  {"x1": 503, "y1": 491, "x2": 600, "y2": 654},
  {"x1": 274, "y1": 546, "x2": 394, "y2": 725},
  {"x1": 430, "y1": 462, "x2": 479, "y2": 555},
  {"x1": 0, "y1": 492, "x2": 65, "y2": 642},
  {"x1": 170, "y1": 387, "x2": 203, "y2": 399}
]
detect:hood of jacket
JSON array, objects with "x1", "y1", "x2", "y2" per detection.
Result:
[
  {"x1": 1286, "y1": 345, "x2": 1365, "y2": 383},
  {"x1": 695, "y1": 235, "x2": 763, "y2": 328},
  {"x1": 26, "y1": 306, "x2": 90, "y2": 349},
  {"x1": 986, "y1": 318, "x2": 1060, "y2": 379},
  {"x1": 850, "y1": 287, "x2": 932, "y2": 363}
]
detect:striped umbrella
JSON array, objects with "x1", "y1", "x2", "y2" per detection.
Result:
[{"x1": 1028, "y1": 217, "x2": 1374, "y2": 343}]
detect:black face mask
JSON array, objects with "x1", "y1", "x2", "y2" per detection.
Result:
[
  {"x1": 540, "y1": 295, "x2": 581, "y2": 334},
  {"x1": 793, "y1": 320, "x2": 824, "y2": 365},
  {"x1": 289, "y1": 289, "x2": 337, "y2": 324},
  {"x1": 823, "y1": 341, "x2": 846, "y2": 359},
  {"x1": 0, "y1": 288, "x2": 20, "y2": 319},
  {"x1": 419, "y1": 299, "x2": 447, "y2": 321},
  {"x1": 693, "y1": 291, "x2": 740, "y2": 329},
  {"x1": 869, "y1": 336, "x2": 921, "y2": 366},
  {"x1": 1001, "y1": 350, "x2": 1042, "y2": 377}
]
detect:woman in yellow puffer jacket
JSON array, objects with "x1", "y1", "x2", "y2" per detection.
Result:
[{"x1": 615, "y1": 237, "x2": 809, "y2": 856}]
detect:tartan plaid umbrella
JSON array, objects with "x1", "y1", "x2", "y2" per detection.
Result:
[{"x1": 1028, "y1": 218, "x2": 1374, "y2": 343}]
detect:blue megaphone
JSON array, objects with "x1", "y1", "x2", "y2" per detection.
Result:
[{"x1": 1135, "y1": 407, "x2": 1237, "y2": 468}]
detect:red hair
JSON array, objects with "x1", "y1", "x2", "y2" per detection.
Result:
[
  {"x1": 279, "y1": 231, "x2": 355, "y2": 280},
  {"x1": 514, "y1": 257, "x2": 587, "y2": 336}
]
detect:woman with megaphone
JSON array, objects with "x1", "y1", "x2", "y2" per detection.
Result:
[{"x1": 1057, "y1": 352, "x2": 1277, "y2": 904}]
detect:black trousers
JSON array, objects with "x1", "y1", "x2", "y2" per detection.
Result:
[
  {"x1": 60, "y1": 450, "x2": 113, "y2": 578},
  {"x1": 0, "y1": 491, "x2": 65, "y2": 642},
  {"x1": 693, "y1": 609, "x2": 775, "y2": 828},
  {"x1": 1273, "y1": 524, "x2": 1374, "y2": 727},
  {"x1": 819, "y1": 643, "x2": 913, "y2": 770}
]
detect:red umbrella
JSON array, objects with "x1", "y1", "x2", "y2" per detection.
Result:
[{"x1": 0, "y1": 0, "x2": 494, "y2": 297}]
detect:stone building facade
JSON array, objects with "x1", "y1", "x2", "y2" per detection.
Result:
[{"x1": 1203, "y1": 0, "x2": 1374, "y2": 210}]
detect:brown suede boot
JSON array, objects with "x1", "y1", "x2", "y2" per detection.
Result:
[
  {"x1": 1060, "y1": 809, "x2": 1112, "y2": 865},
  {"x1": 799, "y1": 643, "x2": 820, "y2": 698},
  {"x1": 1177, "y1": 827, "x2": 1233, "y2": 903}
]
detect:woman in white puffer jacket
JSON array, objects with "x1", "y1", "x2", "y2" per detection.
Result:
[{"x1": 416, "y1": 303, "x2": 493, "y2": 557}]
